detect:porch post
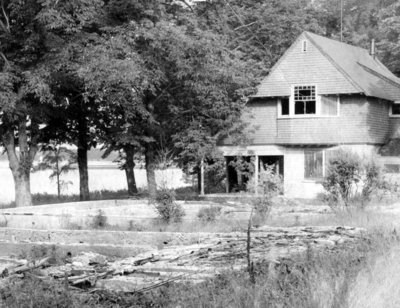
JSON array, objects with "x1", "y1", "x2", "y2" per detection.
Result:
[
  {"x1": 254, "y1": 155, "x2": 259, "y2": 195},
  {"x1": 200, "y1": 158, "x2": 205, "y2": 196},
  {"x1": 225, "y1": 157, "x2": 229, "y2": 193}
]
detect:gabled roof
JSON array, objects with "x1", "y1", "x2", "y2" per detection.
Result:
[{"x1": 254, "y1": 31, "x2": 400, "y2": 101}]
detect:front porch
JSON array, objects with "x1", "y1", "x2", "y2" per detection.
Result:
[{"x1": 225, "y1": 155, "x2": 284, "y2": 193}]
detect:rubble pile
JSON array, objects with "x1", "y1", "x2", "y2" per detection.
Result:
[{"x1": 0, "y1": 226, "x2": 364, "y2": 293}]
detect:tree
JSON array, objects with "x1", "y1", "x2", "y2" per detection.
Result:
[
  {"x1": 38, "y1": 0, "x2": 106, "y2": 201},
  {"x1": 0, "y1": 0, "x2": 104, "y2": 206},
  {"x1": 33, "y1": 144, "x2": 77, "y2": 198},
  {"x1": 378, "y1": 1, "x2": 400, "y2": 76},
  {"x1": 0, "y1": 0, "x2": 55, "y2": 207},
  {"x1": 194, "y1": 0, "x2": 325, "y2": 76}
]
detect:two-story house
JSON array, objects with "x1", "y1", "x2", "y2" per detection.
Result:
[{"x1": 219, "y1": 31, "x2": 400, "y2": 198}]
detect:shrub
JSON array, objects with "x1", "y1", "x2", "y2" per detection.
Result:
[
  {"x1": 90, "y1": 210, "x2": 108, "y2": 229},
  {"x1": 197, "y1": 206, "x2": 222, "y2": 223},
  {"x1": 247, "y1": 165, "x2": 283, "y2": 225},
  {"x1": 323, "y1": 150, "x2": 393, "y2": 210},
  {"x1": 19, "y1": 244, "x2": 63, "y2": 265},
  {"x1": 153, "y1": 188, "x2": 185, "y2": 223}
]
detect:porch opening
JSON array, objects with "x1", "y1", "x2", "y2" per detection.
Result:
[{"x1": 226, "y1": 155, "x2": 284, "y2": 193}]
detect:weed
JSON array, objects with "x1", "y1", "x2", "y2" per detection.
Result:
[
  {"x1": 19, "y1": 244, "x2": 64, "y2": 265},
  {"x1": 90, "y1": 210, "x2": 108, "y2": 229},
  {"x1": 128, "y1": 220, "x2": 145, "y2": 231},
  {"x1": 153, "y1": 188, "x2": 185, "y2": 223},
  {"x1": 0, "y1": 216, "x2": 7, "y2": 227},
  {"x1": 0, "y1": 276, "x2": 81, "y2": 308},
  {"x1": 197, "y1": 206, "x2": 222, "y2": 223}
]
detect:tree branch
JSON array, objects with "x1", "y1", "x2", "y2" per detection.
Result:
[
  {"x1": 0, "y1": 0, "x2": 10, "y2": 33},
  {"x1": 225, "y1": 0, "x2": 268, "y2": 53},
  {"x1": 234, "y1": 21, "x2": 257, "y2": 31},
  {"x1": 177, "y1": 0, "x2": 194, "y2": 12},
  {"x1": 2, "y1": 128, "x2": 19, "y2": 171},
  {"x1": 0, "y1": 52, "x2": 10, "y2": 69},
  {"x1": 29, "y1": 120, "x2": 40, "y2": 163}
]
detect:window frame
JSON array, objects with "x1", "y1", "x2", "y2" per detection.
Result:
[
  {"x1": 289, "y1": 84, "x2": 321, "y2": 117},
  {"x1": 277, "y1": 86, "x2": 340, "y2": 118},
  {"x1": 389, "y1": 101, "x2": 400, "y2": 118},
  {"x1": 277, "y1": 97, "x2": 290, "y2": 118}
]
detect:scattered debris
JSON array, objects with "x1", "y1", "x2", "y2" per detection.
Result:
[{"x1": 0, "y1": 226, "x2": 365, "y2": 293}]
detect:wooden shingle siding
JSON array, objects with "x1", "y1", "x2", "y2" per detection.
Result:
[
  {"x1": 245, "y1": 99, "x2": 277, "y2": 144},
  {"x1": 256, "y1": 34, "x2": 359, "y2": 97},
  {"x1": 275, "y1": 96, "x2": 389, "y2": 144},
  {"x1": 231, "y1": 95, "x2": 390, "y2": 145}
]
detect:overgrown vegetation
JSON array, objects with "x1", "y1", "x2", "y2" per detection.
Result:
[
  {"x1": 197, "y1": 206, "x2": 222, "y2": 223},
  {"x1": 1, "y1": 230, "x2": 398, "y2": 307},
  {"x1": 247, "y1": 165, "x2": 283, "y2": 226},
  {"x1": 90, "y1": 210, "x2": 108, "y2": 229},
  {"x1": 153, "y1": 188, "x2": 185, "y2": 224},
  {"x1": 322, "y1": 150, "x2": 396, "y2": 210},
  {"x1": 18, "y1": 244, "x2": 64, "y2": 265}
]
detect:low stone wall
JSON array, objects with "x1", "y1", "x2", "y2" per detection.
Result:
[{"x1": 0, "y1": 200, "x2": 240, "y2": 230}]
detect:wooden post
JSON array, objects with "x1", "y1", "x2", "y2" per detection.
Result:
[
  {"x1": 254, "y1": 155, "x2": 259, "y2": 195},
  {"x1": 225, "y1": 157, "x2": 229, "y2": 193},
  {"x1": 200, "y1": 158, "x2": 205, "y2": 196}
]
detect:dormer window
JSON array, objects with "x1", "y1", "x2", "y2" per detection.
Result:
[
  {"x1": 294, "y1": 85, "x2": 316, "y2": 115},
  {"x1": 302, "y1": 40, "x2": 307, "y2": 52}
]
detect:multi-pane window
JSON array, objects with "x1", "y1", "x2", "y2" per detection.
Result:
[
  {"x1": 294, "y1": 85, "x2": 316, "y2": 115},
  {"x1": 304, "y1": 150, "x2": 323, "y2": 179},
  {"x1": 279, "y1": 86, "x2": 339, "y2": 117}
]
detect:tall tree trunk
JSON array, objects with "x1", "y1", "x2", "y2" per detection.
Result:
[
  {"x1": 2, "y1": 120, "x2": 38, "y2": 207},
  {"x1": 145, "y1": 143, "x2": 157, "y2": 197},
  {"x1": 123, "y1": 145, "x2": 138, "y2": 196},
  {"x1": 56, "y1": 151, "x2": 60, "y2": 198},
  {"x1": 78, "y1": 114, "x2": 90, "y2": 201},
  {"x1": 12, "y1": 169, "x2": 32, "y2": 207}
]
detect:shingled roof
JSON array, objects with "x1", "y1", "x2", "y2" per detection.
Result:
[{"x1": 254, "y1": 31, "x2": 400, "y2": 102}]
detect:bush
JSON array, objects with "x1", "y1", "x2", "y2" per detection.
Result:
[
  {"x1": 197, "y1": 206, "x2": 222, "y2": 223},
  {"x1": 90, "y1": 210, "x2": 108, "y2": 229},
  {"x1": 247, "y1": 165, "x2": 283, "y2": 225},
  {"x1": 323, "y1": 150, "x2": 393, "y2": 210},
  {"x1": 153, "y1": 188, "x2": 185, "y2": 223}
]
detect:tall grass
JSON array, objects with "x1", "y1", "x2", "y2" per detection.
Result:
[
  {"x1": 142, "y1": 230, "x2": 399, "y2": 308},
  {"x1": 349, "y1": 244, "x2": 400, "y2": 308},
  {"x1": 1, "y1": 229, "x2": 395, "y2": 308}
]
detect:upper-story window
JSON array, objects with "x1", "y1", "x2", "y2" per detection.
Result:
[
  {"x1": 278, "y1": 86, "x2": 339, "y2": 117},
  {"x1": 281, "y1": 97, "x2": 289, "y2": 115},
  {"x1": 294, "y1": 85, "x2": 316, "y2": 115},
  {"x1": 390, "y1": 101, "x2": 400, "y2": 117}
]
